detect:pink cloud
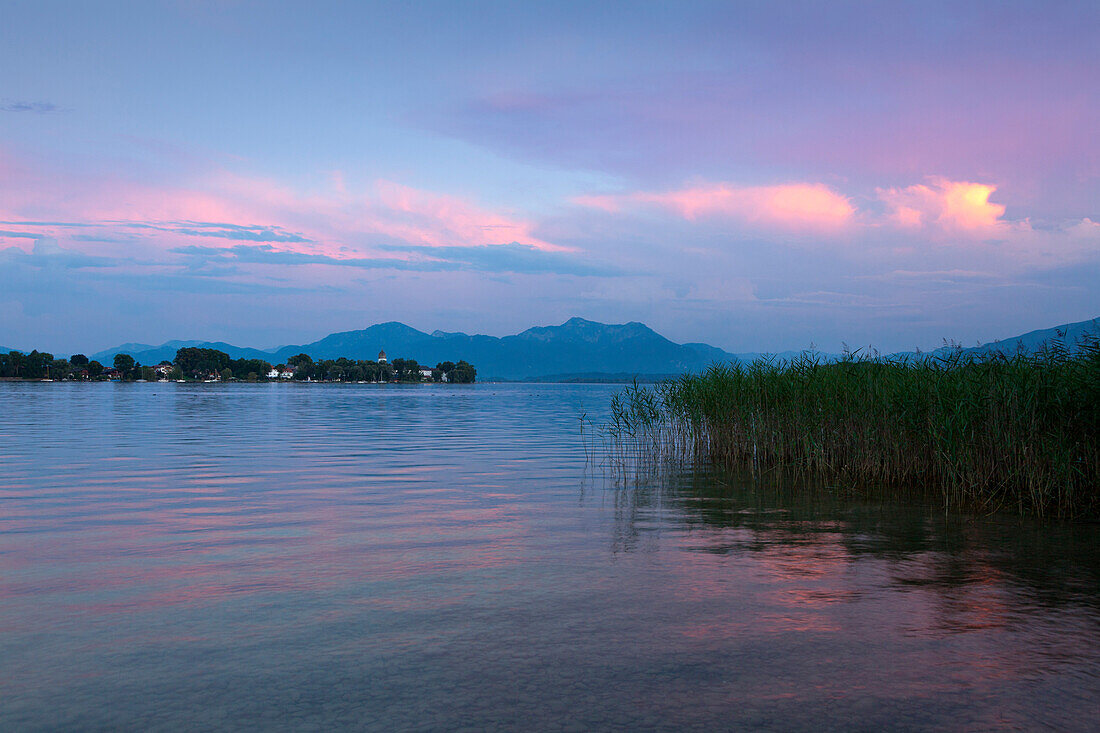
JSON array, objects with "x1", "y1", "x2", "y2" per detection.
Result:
[
  {"x1": 877, "y1": 179, "x2": 1006, "y2": 231},
  {"x1": 577, "y1": 177, "x2": 1020, "y2": 239},
  {"x1": 167, "y1": 173, "x2": 566, "y2": 256},
  {"x1": 577, "y1": 182, "x2": 855, "y2": 232},
  {"x1": 0, "y1": 151, "x2": 563, "y2": 266},
  {"x1": 372, "y1": 180, "x2": 565, "y2": 251},
  {"x1": 570, "y1": 175, "x2": 1099, "y2": 271}
]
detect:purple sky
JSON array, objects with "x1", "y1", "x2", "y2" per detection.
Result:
[{"x1": 1, "y1": 1, "x2": 1097, "y2": 354}]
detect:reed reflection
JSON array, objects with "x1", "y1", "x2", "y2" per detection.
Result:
[{"x1": 602, "y1": 463, "x2": 1100, "y2": 617}]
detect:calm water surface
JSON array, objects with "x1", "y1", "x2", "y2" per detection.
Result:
[{"x1": 1, "y1": 383, "x2": 1098, "y2": 730}]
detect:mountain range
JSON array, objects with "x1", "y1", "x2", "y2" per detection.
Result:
[
  {"x1": 87, "y1": 319, "x2": 758, "y2": 380},
  {"x1": 942, "y1": 319, "x2": 1100, "y2": 358},
  {"x1": 73, "y1": 316, "x2": 1099, "y2": 381}
]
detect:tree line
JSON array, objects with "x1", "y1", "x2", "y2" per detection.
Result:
[
  {"x1": 1, "y1": 350, "x2": 110, "y2": 380},
  {"x1": 0, "y1": 350, "x2": 178, "y2": 381},
  {"x1": 280, "y1": 353, "x2": 475, "y2": 383},
  {"x1": 1, "y1": 347, "x2": 476, "y2": 383}
]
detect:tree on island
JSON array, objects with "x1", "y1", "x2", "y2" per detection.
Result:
[
  {"x1": 111, "y1": 353, "x2": 141, "y2": 381},
  {"x1": 288, "y1": 353, "x2": 314, "y2": 380},
  {"x1": 113, "y1": 353, "x2": 135, "y2": 372},
  {"x1": 288, "y1": 353, "x2": 313, "y2": 367},
  {"x1": 0, "y1": 350, "x2": 56, "y2": 379},
  {"x1": 390, "y1": 358, "x2": 422, "y2": 382},
  {"x1": 174, "y1": 347, "x2": 229, "y2": 378},
  {"x1": 171, "y1": 347, "x2": 271, "y2": 381},
  {"x1": 449, "y1": 360, "x2": 477, "y2": 383}
]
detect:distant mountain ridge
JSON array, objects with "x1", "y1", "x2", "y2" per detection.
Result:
[
  {"x1": 87, "y1": 318, "x2": 747, "y2": 379},
  {"x1": 83, "y1": 315, "x2": 1100, "y2": 381},
  {"x1": 265, "y1": 318, "x2": 742, "y2": 379},
  {"x1": 953, "y1": 319, "x2": 1099, "y2": 357},
  {"x1": 89, "y1": 340, "x2": 278, "y2": 366}
]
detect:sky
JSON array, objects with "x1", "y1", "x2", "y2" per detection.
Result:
[{"x1": 1, "y1": 0, "x2": 1098, "y2": 355}]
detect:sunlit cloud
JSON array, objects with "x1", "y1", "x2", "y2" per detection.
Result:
[
  {"x1": 577, "y1": 183, "x2": 855, "y2": 232},
  {"x1": 570, "y1": 175, "x2": 1100, "y2": 279},
  {"x1": 576, "y1": 178, "x2": 1017, "y2": 236},
  {"x1": 878, "y1": 179, "x2": 1006, "y2": 231}
]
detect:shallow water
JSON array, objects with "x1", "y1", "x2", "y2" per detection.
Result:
[{"x1": 1, "y1": 382, "x2": 1097, "y2": 730}]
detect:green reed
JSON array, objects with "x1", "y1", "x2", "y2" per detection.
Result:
[{"x1": 603, "y1": 334, "x2": 1100, "y2": 519}]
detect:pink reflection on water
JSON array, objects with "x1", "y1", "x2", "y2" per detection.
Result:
[
  {"x1": 0, "y1": 464, "x2": 536, "y2": 622},
  {"x1": 647, "y1": 519, "x2": 1039, "y2": 649}
]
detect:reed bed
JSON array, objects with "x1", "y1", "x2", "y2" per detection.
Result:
[{"x1": 603, "y1": 336, "x2": 1100, "y2": 519}]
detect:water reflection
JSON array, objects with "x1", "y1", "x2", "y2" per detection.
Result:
[
  {"x1": 0, "y1": 383, "x2": 1097, "y2": 730},
  {"x1": 605, "y1": 464, "x2": 1100, "y2": 614},
  {"x1": 598, "y1": 464, "x2": 1100, "y2": 727}
]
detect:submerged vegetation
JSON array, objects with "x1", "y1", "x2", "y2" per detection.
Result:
[{"x1": 604, "y1": 336, "x2": 1100, "y2": 520}]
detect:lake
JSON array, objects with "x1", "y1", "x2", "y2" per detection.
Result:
[{"x1": 1, "y1": 382, "x2": 1097, "y2": 730}]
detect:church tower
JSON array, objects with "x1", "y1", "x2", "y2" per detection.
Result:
[{"x1": 377, "y1": 348, "x2": 387, "y2": 364}]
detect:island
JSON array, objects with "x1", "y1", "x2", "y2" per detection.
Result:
[{"x1": 0, "y1": 346, "x2": 476, "y2": 384}]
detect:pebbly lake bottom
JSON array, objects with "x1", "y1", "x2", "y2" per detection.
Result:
[{"x1": 0, "y1": 382, "x2": 1097, "y2": 730}]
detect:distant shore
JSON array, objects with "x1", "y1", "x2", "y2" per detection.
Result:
[{"x1": 1, "y1": 346, "x2": 477, "y2": 384}]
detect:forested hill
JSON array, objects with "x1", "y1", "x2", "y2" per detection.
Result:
[
  {"x1": 88, "y1": 318, "x2": 742, "y2": 380},
  {"x1": 270, "y1": 318, "x2": 739, "y2": 379},
  {"x1": 951, "y1": 318, "x2": 1099, "y2": 357},
  {"x1": 88, "y1": 340, "x2": 277, "y2": 366},
  {"x1": 82, "y1": 315, "x2": 1100, "y2": 381}
]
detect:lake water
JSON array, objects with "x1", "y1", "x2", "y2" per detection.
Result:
[{"x1": 1, "y1": 382, "x2": 1098, "y2": 730}]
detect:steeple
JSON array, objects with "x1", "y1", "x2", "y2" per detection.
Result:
[{"x1": 377, "y1": 348, "x2": 387, "y2": 364}]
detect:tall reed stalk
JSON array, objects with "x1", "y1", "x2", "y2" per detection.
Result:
[{"x1": 603, "y1": 335, "x2": 1100, "y2": 519}]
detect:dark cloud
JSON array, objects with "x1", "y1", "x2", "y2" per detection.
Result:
[
  {"x1": 170, "y1": 244, "x2": 446, "y2": 271},
  {"x1": 380, "y1": 243, "x2": 621, "y2": 276},
  {"x1": 122, "y1": 221, "x2": 312, "y2": 243},
  {"x1": 167, "y1": 221, "x2": 312, "y2": 243},
  {"x1": 72, "y1": 234, "x2": 130, "y2": 243},
  {"x1": 171, "y1": 241, "x2": 618, "y2": 276},
  {"x1": 0, "y1": 221, "x2": 93, "y2": 227},
  {"x1": 90, "y1": 271, "x2": 322, "y2": 296},
  {"x1": 0, "y1": 241, "x2": 116, "y2": 269},
  {"x1": 0, "y1": 100, "x2": 59, "y2": 113}
]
